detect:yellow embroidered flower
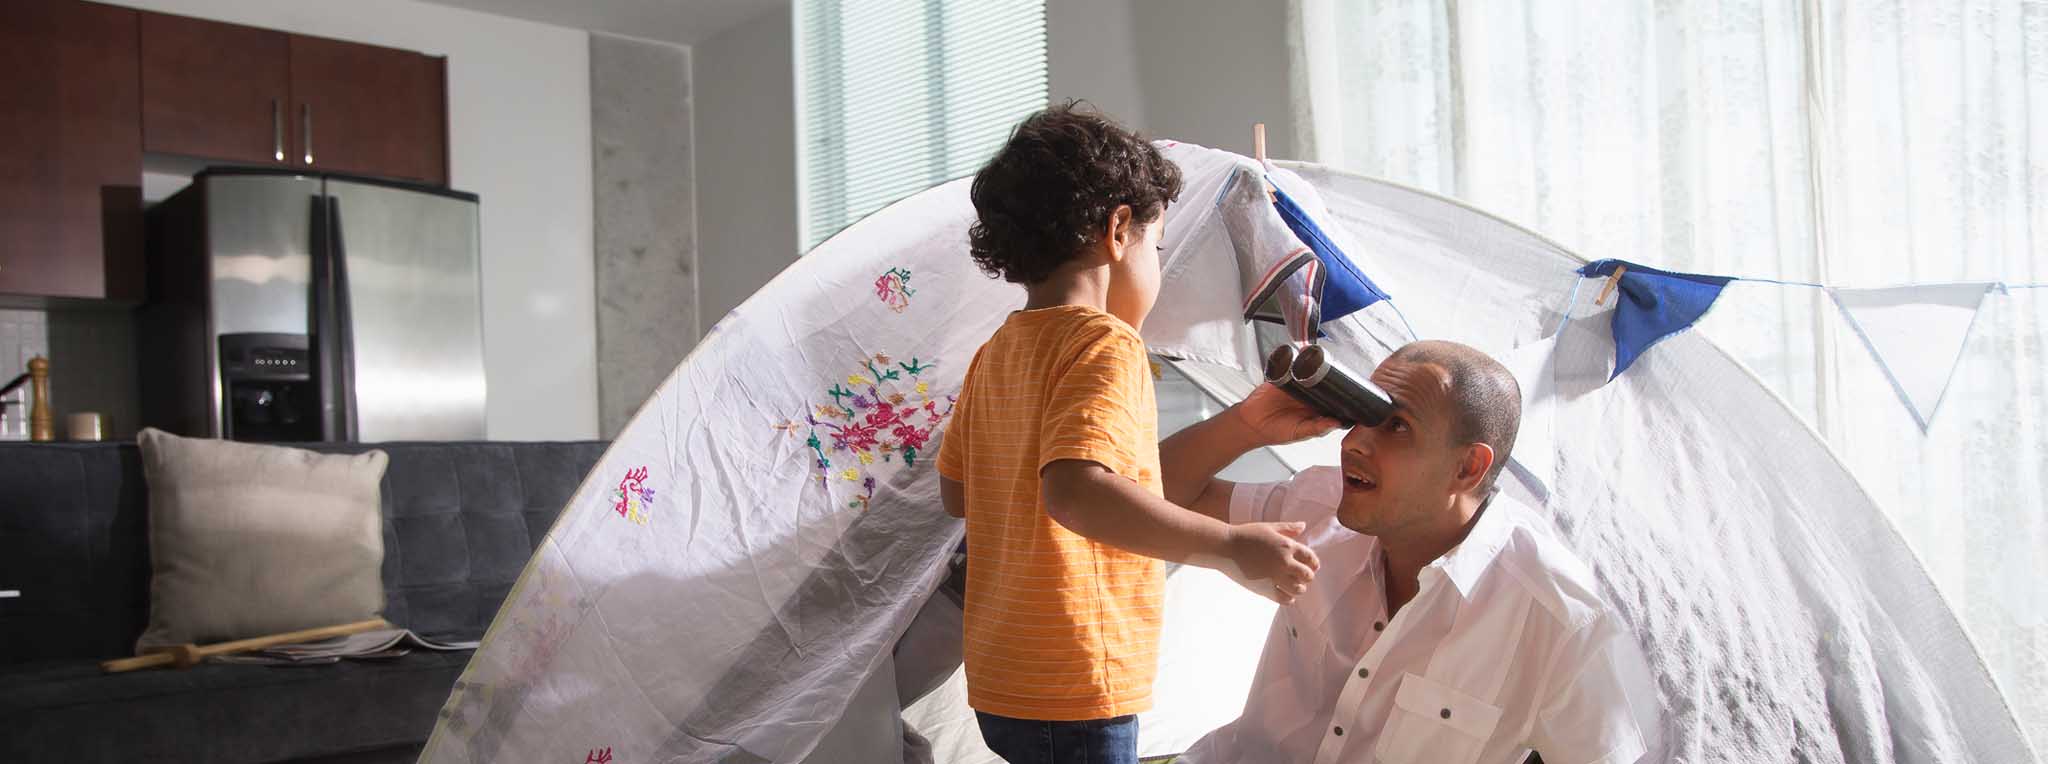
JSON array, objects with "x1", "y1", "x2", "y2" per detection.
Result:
[
  {"x1": 840, "y1": 468, "x2": 860, "y2": 481},
  {"x1": 857, "y1": 452, "x2": 875, "y2": 465},
  {"x1": 815, "y1": 404, "x2": 844, "y2": 420},
  {"x1": 848, "y1": 374, "x2": 872, "y2": 386},
  {"x1": 915, "y1": 382, "x2": 929, "y2": 395}
]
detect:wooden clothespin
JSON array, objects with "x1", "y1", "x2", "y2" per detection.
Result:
[
  {"x1": 1255, "y1": 123, "x2": 1276, "y2": 201},
  {"x1": 1594, "y1": 265, "x2": 1629, "y2": 306}
]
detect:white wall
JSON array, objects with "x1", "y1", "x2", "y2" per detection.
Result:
[
  {"x1": 107, "y1": 0, "x2": 600, "y2": 440},
  {"x1": 1046, "y1": 0, "x2": 1148, "y2": 131},
  {"x1": 1047, "y1": 0, "x2": 1294, "y2": 159},
  {"x1": 684, "y1": 0, "x2": 1293, "y2": 350},
  {"x1": 693, "y1": 6, "x2": 799, "y2": 336}
]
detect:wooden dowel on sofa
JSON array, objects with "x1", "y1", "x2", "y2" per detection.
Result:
[{"x1": 100, "y1": 618, "x2": 390, "y2": 673}]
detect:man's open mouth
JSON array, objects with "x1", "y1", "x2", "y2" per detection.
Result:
[{"x1": 1342, "y1": 468, "x2": 1376, "y2": 492}]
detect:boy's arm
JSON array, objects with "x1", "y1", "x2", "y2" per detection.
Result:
[
  {"x1": 940, "y1": 476, "x2": 965, "y2": 518},
  {"x1": 1160, "y1": 382, "x2": 1343, "y2": 523},
  {"x1": 1042, "y1": 459, "x2": 1316, "y2": 601}
]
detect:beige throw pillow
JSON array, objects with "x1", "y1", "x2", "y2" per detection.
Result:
[{"x1": 136, "y1": 428, "x2": 388, "y2": 651}]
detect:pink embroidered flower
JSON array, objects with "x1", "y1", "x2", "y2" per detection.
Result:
[
  {"x1": 832, "y1": 421, "x2": 881, "y2": 454},
  {"x1": 613, "y1": 467, "x2": 648, "y2": 518},
  {"x1": 894, "y1": 423, "x2": 931, "y2": 451},
  {"x1": 875, "y1": 268, "x2": 914, "y2": 313},
  {"x1": 792, "y1": 350, "x2": 952, "y2": 509}
]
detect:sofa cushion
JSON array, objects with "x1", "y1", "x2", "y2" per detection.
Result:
[
  {"x1": 0, "y1": 440, "x2": 607, "y2": 663},
  {"x1": 0, "y1": 652, "x2": 470, "y2": 763},
  {"x1": 136, "y1": 429, "x2": 389, "y2": 650}
]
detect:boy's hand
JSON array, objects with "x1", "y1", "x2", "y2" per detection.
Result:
[
  {"x1": 1230, "y1": 383, "x2": 1343, "y2": 447},
  {"x1": 1226, "y1": 522, "x2": 1320, "y2": 605}
]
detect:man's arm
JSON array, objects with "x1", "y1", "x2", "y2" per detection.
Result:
[
  {"x1": 1527, "y1": 614, "x2": 1655, "y2": 764},
  {"x1": 1160, "y1": 382, "x2": 1343, "y2": 522},
  {"x1": 1157, "y1": 405, "x2": 1261, "y2": 522}
]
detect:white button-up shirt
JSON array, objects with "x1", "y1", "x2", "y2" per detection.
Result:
[{"x1": 1179, "y1": 467, "x2": 1654, "y2": 764}]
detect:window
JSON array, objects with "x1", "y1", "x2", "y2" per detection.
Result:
[{"x1": 796, "y1": 0, "x2": 1047, "y2": 251}]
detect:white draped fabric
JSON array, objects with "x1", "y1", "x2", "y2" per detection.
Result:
[
  {"x1": 1290, "y1": 0, "x2": 2048, "y2": 752},
  {"x1": 423, "y1": 141, "x2": 2031, "y2": 763}
]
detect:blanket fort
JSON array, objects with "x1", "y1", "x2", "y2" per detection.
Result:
[{"x1": 421, "y1": 143, "x2": 2032, "y2": 764}]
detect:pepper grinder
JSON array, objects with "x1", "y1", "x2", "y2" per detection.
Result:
[{"x1": 28, "y1": 356, "x2": 53, "y2": 442}]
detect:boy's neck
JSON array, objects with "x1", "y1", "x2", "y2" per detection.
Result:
[{"x1": 1020, "y1": 265, "x2": 1109, "y2": 313}]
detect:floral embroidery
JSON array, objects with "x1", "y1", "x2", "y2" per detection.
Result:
[
  {"x1": 792, "y1": 351, "x2": 956, "y2": 510},
  {"x1": 584, "y1": 748, "x2": 613, "y2": 764},
  {"x1": 875, "y1": 267, "x2": 915, "y2": 312},
  {"x1": 612, "y1": 466, "x2": 654, "y2": 526}
]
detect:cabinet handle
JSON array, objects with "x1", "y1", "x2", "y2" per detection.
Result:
[
  {"x1": 272, "y1": 99, "x2": 284, "y2": 161},
  {"x1": 302, "y1": 104, "x2": 314, "y2": 165}
]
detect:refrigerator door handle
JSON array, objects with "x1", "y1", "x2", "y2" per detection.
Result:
[
  {"x1": 309, "y1": 191, "x2": 357, "y2": 442},
  {"x1": 310, "y1": 193, "x2": 338, "y2": 441},
  {"x1": 327, "y1": 195, "x2": 359, "y2": 442}
]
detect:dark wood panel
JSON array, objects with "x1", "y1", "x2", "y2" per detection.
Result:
[
  {"x1": 288, "y1": 35, "x2": 447, "y2": 185},
  {"x1": 140, "y1": 10, "x2": 291, "y2": 165},
  {"x1": 0, "y1": 0, "x2": 143, "y2": 302}
]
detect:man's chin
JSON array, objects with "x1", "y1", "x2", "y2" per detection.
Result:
[{"x1": 1335, "y1": 505, "x2": 1377, "y2": 536}]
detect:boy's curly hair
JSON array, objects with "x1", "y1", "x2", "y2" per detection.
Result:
[{"x1": 968, "y1": 102, "x2": 1183, "y2": 285}]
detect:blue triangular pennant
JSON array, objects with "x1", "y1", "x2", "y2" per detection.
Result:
[
  {"x1": 1273, "y1": 187, "x2": 1390, "y2": 325},
  {"x1": 1578, "y1": 259, "x2": 1732, "y2": 380}
]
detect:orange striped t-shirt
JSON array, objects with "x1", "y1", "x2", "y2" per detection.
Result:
[{"x1": 936, "y1": 304, "x2": 1164, "y2": 721}]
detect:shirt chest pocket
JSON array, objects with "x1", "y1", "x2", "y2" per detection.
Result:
[{"x1": 1373, "y1": 672, "x2": 1503, "y2": 764}]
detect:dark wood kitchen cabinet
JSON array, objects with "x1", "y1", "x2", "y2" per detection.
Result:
[
  {"x1": 1, "y1": 1, "x2": 449, "y2": 304},
  {"x1": 140, "y1": 12, "x2": 293, "y2": 167},
  {"x1": 0, "y1": 0, "x2": 144, "y2": 303},
  {"x1": 139, "y1": 11, "x2": 448, "y2": 186},
  {"x1": 287, "y1": 35, "x2": 448, "y2": 185}
]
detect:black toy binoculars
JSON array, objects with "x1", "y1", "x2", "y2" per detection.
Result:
[{"x1": 1262, "y1": 344, "x2": 1398, "y2": 428}]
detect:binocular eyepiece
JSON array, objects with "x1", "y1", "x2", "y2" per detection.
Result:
[{"x1": 1263, "y1": 344, "x2": 1398, "y2": 428}]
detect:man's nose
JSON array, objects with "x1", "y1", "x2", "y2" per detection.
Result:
[{"x1": 1341, "y1": 423, "x2": 1375, "y2": 455}]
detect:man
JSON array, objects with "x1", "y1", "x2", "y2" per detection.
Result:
[{"x1": 1164, "y1": 340, "x2": 1655, "y2": 764}]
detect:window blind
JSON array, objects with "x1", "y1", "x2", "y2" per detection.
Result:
[{"x1": 796, "y1": 0, "x2": 1047, "y2": 251}]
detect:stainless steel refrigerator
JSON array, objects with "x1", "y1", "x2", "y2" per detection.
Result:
[{"x1": 140, "y1": 168, "x2": 486, "y2": 442}]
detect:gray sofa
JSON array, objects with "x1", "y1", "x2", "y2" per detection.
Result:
[{"x1": 0, "y1": 439, "x2": 608, "y2": 763}]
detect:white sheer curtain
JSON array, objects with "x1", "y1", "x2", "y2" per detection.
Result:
[{"x1": 1290, "y1": 0, "x2": 2046, "y2": 752}]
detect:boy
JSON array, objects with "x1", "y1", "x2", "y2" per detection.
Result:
[{"x1": 935, "y1": 103, "x2": 1335, "y2": 763}]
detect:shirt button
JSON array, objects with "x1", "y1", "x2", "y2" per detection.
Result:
[
  {"x1": 1441, "y1": 708, "x2": 1452, "y2": 719},
  {"x1": 1333, "y1": 725, "x2": 1344, "y2": 736},
  {"x1": 1357, "y1": 668, "x2": 1368, "y2": 679},
  {"x1": 1373, "y1": 621, "x2": 1385, "y2": 632}
]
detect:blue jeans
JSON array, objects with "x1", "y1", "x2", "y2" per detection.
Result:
[{"x1": 975, "y1": 712, "x2": 1139, "y2": 764}]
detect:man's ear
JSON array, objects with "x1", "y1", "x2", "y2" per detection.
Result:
[
  {"x1": 1102, "y1": 205, "x2": 1135, "y2": 263},
  {"x1": 1455, "y1": 443, "x2": 1496, "y2": 493}
]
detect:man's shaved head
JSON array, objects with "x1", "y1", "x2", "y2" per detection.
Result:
[{"x1": 1384, "y1": 340, "x2": 1522, "y2": 494}]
